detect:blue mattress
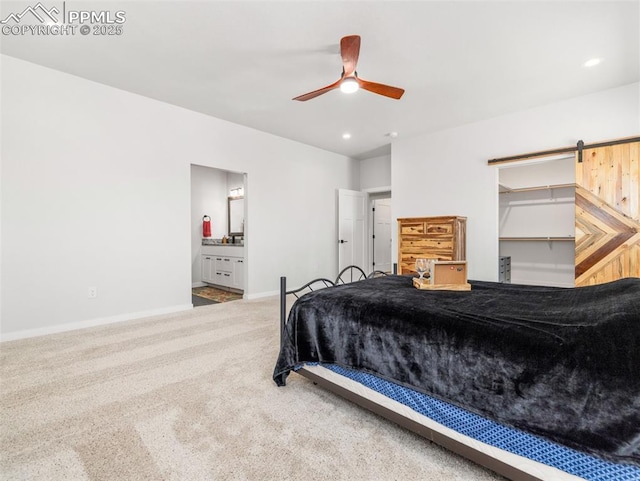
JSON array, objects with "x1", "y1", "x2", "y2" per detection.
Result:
[{"x1": 308, "y1": 364, "x2": 640, "y2": 481}]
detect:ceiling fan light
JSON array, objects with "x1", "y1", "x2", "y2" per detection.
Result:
[{"x1": 340, "y1": 77, "x2": 359, "y2": 94}]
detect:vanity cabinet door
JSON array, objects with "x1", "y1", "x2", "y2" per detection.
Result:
[
  {"x1": 202, "y1": 255, "x2": 214, "y2": 283},
  {"x1": 232, "y1": 258, "x2": 244, "y2": 290}
]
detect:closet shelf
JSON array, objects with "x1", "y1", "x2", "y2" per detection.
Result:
[
  {"x1": 499, "y1": 236, "x2": 575, "y2": 242},
  {"x1": 499, "y1": 183, "x2": 575, "y2": 194}
]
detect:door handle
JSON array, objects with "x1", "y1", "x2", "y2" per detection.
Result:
[{"x1": 339, "y1": 239, "x2": 349, "y2": 244}]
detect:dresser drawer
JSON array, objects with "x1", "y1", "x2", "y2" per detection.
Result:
[
  {"x1": 400, "y1": 250, "x2": 450, "y2": 263},
  {"x1": 425, "y1": 222, "x2": 453, "y2": 236},
  {"x1": 401, "y1": 239, "x2": 453, "y2": 251},
  {"x1": 400, "y1": 222, "x2": 425, "y2": 235},
  {"x1": 399, "y1": 261, "x2": 417, "y2": 274}
]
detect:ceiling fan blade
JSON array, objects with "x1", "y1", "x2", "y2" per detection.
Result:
[
  {"x1": 292, "y1": 79, "x2": 342, "y2": 101},
  {"x1": 340, "y1": 35, "x2": 360, "y2": 77},
  {"x1": 358, "y1": 78, "x2": 405, "y2": 99}
]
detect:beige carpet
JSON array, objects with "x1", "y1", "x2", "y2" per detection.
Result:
[{"x1": 0, "y1": 297, "x2": 504, "y2": 481}]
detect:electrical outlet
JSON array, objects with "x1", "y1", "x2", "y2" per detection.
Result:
[{"x1": 88, "y1": 287, "x2": 97, "y2": 299}]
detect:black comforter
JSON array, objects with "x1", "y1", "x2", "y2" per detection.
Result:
[{"x1": 273, "y1": 275, "x2": 640, "y2": 465}]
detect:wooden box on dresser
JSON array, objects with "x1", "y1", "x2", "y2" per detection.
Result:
[{"x1": 397, "y1": 216, "x2": 467, "y2": 275}]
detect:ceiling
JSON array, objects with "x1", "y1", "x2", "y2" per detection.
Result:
[{"x1": 1, "y1": 1, "x2": 638, "y2": 159}]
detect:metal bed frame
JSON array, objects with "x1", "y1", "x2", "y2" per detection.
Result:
[
  {"x1": 277, "y1": 265, "x2": 550, "y2": 481},
  {"x1": 279, "y1": 265, "x2": 391, "y2": 347}
]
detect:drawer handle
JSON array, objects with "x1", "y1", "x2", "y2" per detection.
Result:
[
  {"x1": 224, "y1": 273, "x2": 230, "y2": 277},
  {"x1": 224, "y1": 258, "x2": 230, "y2": 261}
]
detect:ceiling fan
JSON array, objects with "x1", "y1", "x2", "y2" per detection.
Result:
[{"x1": 293, "y1": 35, "x2": 405, "y2": 101}]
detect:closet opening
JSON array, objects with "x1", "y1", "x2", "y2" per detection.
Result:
[{"x1": 498, "y1": 156, "x2": 575, "y2": 287}]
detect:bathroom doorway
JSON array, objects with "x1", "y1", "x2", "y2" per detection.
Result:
[{"x1": 190, "y1": 164, "x2": 247, "y2": 305}]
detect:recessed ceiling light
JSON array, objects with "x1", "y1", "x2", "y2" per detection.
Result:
[
  {"x1": 388, "y1": 132, "x2": 399, "y2": 138},
  {"x1": 584, "y1": 58, "x2": 602, "y2": 68},
  {"x1": 342, "y1": 133, "x2": 351, "y2": 140}
]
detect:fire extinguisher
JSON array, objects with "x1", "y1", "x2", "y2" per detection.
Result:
[{"x1": 202, "y1": 215, "x2": 212, "y2": 238}]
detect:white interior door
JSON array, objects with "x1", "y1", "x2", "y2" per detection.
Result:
[
  {"x1": 373, "y1": 198, "x2": 392, "y2": 272},
  {"x1": 338, "y1": 189, "x2": 367, "y2": 272}
]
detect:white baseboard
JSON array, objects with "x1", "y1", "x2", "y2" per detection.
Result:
[
  {"x1": 0, "y1": 304, "x2": 193, "y2": 342},
  {"x1": 245, "y1": 290, "x2": 279, "y2": 300},
  {"x1": 192, "y1": 281, "x2": 206, "y2": 288}
]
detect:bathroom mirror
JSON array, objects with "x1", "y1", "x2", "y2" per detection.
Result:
[{"x1": 228, "y1": 196, "x2": 244, "y2": 236}]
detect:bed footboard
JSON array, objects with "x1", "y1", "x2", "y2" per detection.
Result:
[
  {"x1": 279, "y1": 264, "x2": 396, "y2": 343},
  {"x1": 279, "y1": 275, "x2": 334, "y2": 347}
]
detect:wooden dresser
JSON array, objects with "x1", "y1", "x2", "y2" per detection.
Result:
[{"x1": 397, "y1": 216, "x2": 467, "y2": 275}]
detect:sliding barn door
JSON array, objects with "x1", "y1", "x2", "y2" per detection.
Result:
[{"x1": 575, "y1": 141, "x2": 640, "y2": 286}]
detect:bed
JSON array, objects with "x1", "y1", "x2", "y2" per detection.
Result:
[{"x1": 273, "y1": 269, "x2": 640, "y2": 481}]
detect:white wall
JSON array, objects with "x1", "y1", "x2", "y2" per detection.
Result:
[
  {"x1": 499, "y1": 157, "x2": 575, "y2": 189},
  {"x1": 392, "y1": 82, "x2": 639, "y2": 281},
  {"x1": 227, "y1": 171, "x2": 244, "y2": 194},
  {"x1": 1, "y1": 55, "x2": 358, "y2": 338},
  {"x1": 360, "y1": 154, "x2": 391, "y2": 191}
]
